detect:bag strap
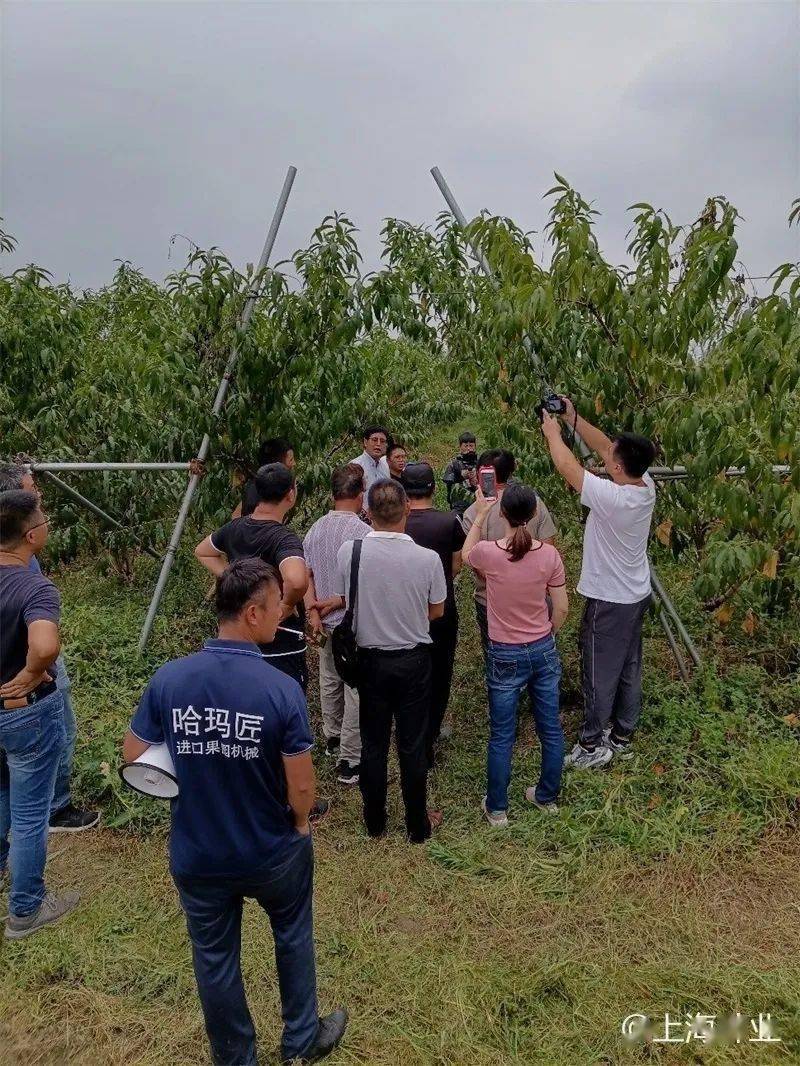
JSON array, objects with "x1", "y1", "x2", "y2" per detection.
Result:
[{"x1": 345, "y1": 539, "x2": 363, "y2": 622}]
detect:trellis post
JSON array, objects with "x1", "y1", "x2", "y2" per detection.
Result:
[{"x1": 137, "y1": 165, "x2": 297, "y2": 654}]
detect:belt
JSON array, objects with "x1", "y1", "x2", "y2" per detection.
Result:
[
  {"x1": 358, "y1": 644, "x2": 430, "y2": 658},
  {"x1": 0, "y1": 679, "x2": 57, "y2": 711}
]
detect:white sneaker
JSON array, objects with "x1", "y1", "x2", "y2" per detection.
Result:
[
  {"x1": 524, "y1": 787, "x2": 559, "y2": 813},
  {"x1": 564, "y1": 743, "x2": 613, "y2": 769},
  {"x1": 481, "y1": 796, "x2": 509, "y2": 828}
]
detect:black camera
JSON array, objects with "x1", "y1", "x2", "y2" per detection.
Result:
[{"x1": 535, "y1": 392, "x2": 567, "y2": 421}]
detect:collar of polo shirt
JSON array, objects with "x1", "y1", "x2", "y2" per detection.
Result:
[{"x1": 367, "y1": 531, "x2": 411, "y2": 540}]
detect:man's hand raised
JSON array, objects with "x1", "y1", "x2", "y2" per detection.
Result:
[
  {"x1": 558, "y1": 396, "x2": 577, "y2": 422},
  {"x1": 541, "y1": 411, "x2": 563, "y2": 442}
]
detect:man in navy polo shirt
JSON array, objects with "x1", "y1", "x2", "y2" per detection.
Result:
[{"x1": 123, "y1": 559, "x2": 347, "y2": 1066}]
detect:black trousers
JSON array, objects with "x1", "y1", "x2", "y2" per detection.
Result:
[
  {"x1": 357, "y1": 645, "x2": 432, "y2": 843},
  {"x1": 475, "y1": 600, "x2": 490, "y2": 663},
  {"x1": 263, "y1": 652, "x2": 308, "y2": 694},
  {"x1": 427, "y1": 611, "x2": 459, "y2": 764}
]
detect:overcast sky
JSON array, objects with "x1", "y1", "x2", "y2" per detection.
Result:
[{"x1": 2, "y1": 1, "x2": 798, "y2": 291}]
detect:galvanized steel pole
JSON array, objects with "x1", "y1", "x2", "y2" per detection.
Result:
[
  {"x1": 40, "y1": 471, "x2": 161, "y2": 560},
  {"x1": 137, "y1": 165, "x2": 298, "y2": 654},
  {"x1": 31, "y1": 462, "x2": 191, "y2": 472}
]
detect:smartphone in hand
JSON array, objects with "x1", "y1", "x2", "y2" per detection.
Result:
[{"x1": 478, "y1": 466, "x2": 497, "y2": 499}]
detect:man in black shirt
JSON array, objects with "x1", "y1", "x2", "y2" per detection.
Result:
[
  {"x1": 402, "y1": 463, "x2": 466, "y2": 764},
  {"x1": 0, "y1": 490, "x2": 79, "y2": 939},
  {"x1": 240, "y1": 439, "x2": 296, "y2": 518},
  {"x1": 195, "y1": 464, "x2": 309, "y2": 691},
  {"x1": 442, "y1": 431, "x2": 479, "y2": 514}
]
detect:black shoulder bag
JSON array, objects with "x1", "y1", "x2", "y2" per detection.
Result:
[{"x1": 331, "y1": 539, "x2": 362, "y2": 689}]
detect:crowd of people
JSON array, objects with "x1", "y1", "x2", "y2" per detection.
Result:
[{"x1": 0, "y1": 401, "x2": 657, "y2": 1064}]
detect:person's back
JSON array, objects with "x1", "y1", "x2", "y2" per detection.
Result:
[
  {"x1": 303, "y1": 464, "x2": 370, "y2": 782},
  {"x1": 334, "y1": 479, "x2": 446, "y2": 844},
  {"x1": 131, "y1": 645, "x2": 311, "y2": 877},
  {"x1": 462, "y1": 449, "x2": 557, "y2": 656},
  {"x1": 403, "y1": 462, "x2": 466, "y2": 762},
  {"x1": 578, "y1": 471, "x2": 655, "y2": 603},
  {"x1": 197, "y1": 463, "x2": 310, "y2": 690},
  {"x1": 123, "y1": 560, "x2": 347, "y2": 1066},
  {"x1": 405, "y1": 507, "x2": 463, "y2": 599},
  {"x1": 338, "y1": 533, "x2": 443, "y2": 650},
  {"x1": 464, "y1": 483, "x2": 568, "y2": 826}
]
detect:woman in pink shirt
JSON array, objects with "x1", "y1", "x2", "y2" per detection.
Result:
[{"x1": 463, "y1": 483, "x2": 568, "y2": 826}]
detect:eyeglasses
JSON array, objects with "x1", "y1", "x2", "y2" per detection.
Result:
[
  {"x1": 367, "y1": 436, "x2": 387, "y2": 445},
  {"x1": 27, "y1": 516, "x2": 52, "y2": 533}
]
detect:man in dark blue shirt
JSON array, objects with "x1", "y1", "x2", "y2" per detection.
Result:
[{"x1": 123, "y1": 559, "x2": 347, "y2": 1065}]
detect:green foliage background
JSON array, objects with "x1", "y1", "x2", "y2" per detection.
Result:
[{"x1": 2, "y1": 180, "x2": 799, "y2": 619}]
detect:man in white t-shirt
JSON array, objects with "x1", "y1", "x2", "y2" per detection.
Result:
[{"x1": 541, "y1": 399, "x2": 656, "y2": 769}]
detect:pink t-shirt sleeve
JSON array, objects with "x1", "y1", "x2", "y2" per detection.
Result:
[
  {"x1": 548, "y1": 548, "x2": 567, "y2": 588},
  {"x1": 468, "y1": 540, "x2": 497, "y2": 575}
]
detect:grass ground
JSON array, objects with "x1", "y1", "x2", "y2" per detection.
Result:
[{"x1": 2, "y1": 428, "x2": 799, "y2": 1064}]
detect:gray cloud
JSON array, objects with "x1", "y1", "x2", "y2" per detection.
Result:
[{"x1": 2, "y1": 1, "x2": 797, "y2": 290}]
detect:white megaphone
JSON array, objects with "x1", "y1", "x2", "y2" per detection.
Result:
[{"x1": 120, "y1": 743, "x2": 179, "y2": 799}]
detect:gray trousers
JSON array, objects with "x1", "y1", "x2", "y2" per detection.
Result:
[
  {"x1": 318, "y1": 635, "x2": 361, "y2": 764},
  {"x1": 579, "y1": 595, "x2": 651, "y2": 750}
]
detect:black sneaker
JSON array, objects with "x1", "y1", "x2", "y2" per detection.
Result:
[
  {"x1": 282, "y1": 1008, "x2": 349, "y2": 1063},
  {"x1": 49, "y1": 804, "x2": 101, "y2": 834},
  {"x1": 309, "y1": 799, "x2": 331, "y2": 823},
  {"x1": 324, "y1": 736, "x2": 341, "y2": 758},
  {"x1": 336, "y1": 760, "x2": 360, "y2": 786}
]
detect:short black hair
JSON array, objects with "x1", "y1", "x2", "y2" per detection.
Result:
[
  {"x1": 0, "y1": 463, "x2": 28, "y2": 493},
  {"x1": 459, "y1": 431, "x2": 476, "y2": 445},
  {"x1": 368, "y1": 478, "x2": 407, "y2": 525},
  {"x1": 362, "y1": 424, "x2": 388, "y2": 441},
  {"x1": 612, "y1": 433, "x2": 656, "y2": 478},
  {"x1": 477, "y1": 448, "x2": 516, "y2": 485},
  {"x1": 331, "y1": 463, "x2": 365, "y2": 501},
  {"x1": 215, "y1": 559, "x2": 282, "y2": 622},
  {"x1": 0, "y1": 490, "x2": 40, "y2": 548},
  {"x1": 257, "y1": 438, "x2": 293, "y2": 467},
  {"x1": 387, "y1": 442, "x2": 406, "y2": 458},
  {"x1": 254, "y1": 462, "x2": 295, "y2": 504}
]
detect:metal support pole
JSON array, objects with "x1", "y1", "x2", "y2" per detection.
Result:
[
  {"x1": 656, "y1": 606, "x2": 690, "y2": 682},
  {"x1": 30, "y1": 462, "x2": 191, "y2": 472},
  {"x1": 40, "y1": 471, "x2": 160, "y2": 560},
  {"x1": 650, "y1": 566, "x2": 701, "y2": 669},
  {"x1": 430, "y1": 166, "x2": 592, "y2": 460},
  {"x1": 649, "y1": 464, "x2": 790, "y2": 482},
  {"x1": 431, "y1": 165, "x2": 700, "y2": 674},
  {"x1": 137, "y1": 165, "x2": 297, "y2": 654}
]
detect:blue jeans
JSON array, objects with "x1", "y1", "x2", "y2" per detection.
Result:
[
  {"x1": 173, "y1": 834, "x2": 318, "y2": 1065},
  {"x1": 486, "y1": 635, "x2": 564, "y2": 811},
  {"x1": 52, "y1": 657, "x2": 77, "y2": 814},
  {"x1": 0, "y1": 690, "x2": 67, "y2": 916}
]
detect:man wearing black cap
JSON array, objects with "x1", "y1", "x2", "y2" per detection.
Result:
[
  {"x1": 403, "y1": 463, "x2": 466, "y2": 764},
  {"x1": 443, "y1": 432, "x2": 478, "y2": 514}
]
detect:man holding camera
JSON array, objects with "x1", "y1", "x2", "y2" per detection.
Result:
[
  {"x1": 541, "y1": 399, "x2": 656, "y2": 768},
  {"x1": 442, "y1": 431, "x2": 479, "y2": 514}
]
